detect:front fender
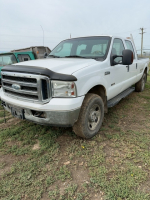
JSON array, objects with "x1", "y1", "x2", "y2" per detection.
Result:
[{"x1": 75, "y1": 74, "x2": 107, "y2": 96}]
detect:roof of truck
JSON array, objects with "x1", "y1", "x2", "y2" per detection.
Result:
[
  {"x1": 63, "y1": 35, "x2": 132, "y2": 41},
  {"x1": 71, "y1": 35, "x2": 113, "y2": 38}
]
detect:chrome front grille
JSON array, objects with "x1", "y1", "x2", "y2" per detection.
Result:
[{"x1": 1, "y1": 71, "x2": 50, "y2": 104}]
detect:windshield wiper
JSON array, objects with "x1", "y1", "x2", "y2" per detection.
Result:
[
  {"x1": 64, "y1": 55, "x2": 90, "y2": 59},
  {"x1": 49, "y1": 55, "x2": 95, "y2": 59},
  {"x1": 48, "y1": 55, "x2": 60, "y2": 58}
]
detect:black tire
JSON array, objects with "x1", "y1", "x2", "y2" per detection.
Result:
[
  {"x1": 73, "y1": 93, "x2": 104, "y2": 139},
  {"x1": 135, "y1": 72, "x2": 147, "y2": 92}
]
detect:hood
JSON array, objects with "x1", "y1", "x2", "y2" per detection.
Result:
[{"x1": 14, "y1": 58, "x2": 96, "y2": 75}]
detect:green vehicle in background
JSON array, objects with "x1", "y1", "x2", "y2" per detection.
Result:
[{"x1": 0, "y1": 46, "x2": 51, "y2": 84}]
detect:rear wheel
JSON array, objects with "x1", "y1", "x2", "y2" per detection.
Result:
[
  {"x1": 73, "y1": 93, "x2": 104, "y2": 139},
  {"x1": 135, "y1": 72, "x2": 147, "y2": 92}
]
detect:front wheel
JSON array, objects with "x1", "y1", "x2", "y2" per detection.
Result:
[
  {"x1": 135, "y1": 72, "x2": 147, "y2": 92},
  {"x1": 73, "y1": 93, "x2": 104, "y2": 139}
]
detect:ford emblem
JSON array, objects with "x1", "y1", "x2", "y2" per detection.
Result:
[{"x1": 12, "y1": 84, "x2": 21, "y2": 90}]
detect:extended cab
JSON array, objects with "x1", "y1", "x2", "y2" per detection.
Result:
[{"x1": 0, "y1": 36, "x2": 149, "y2": 138}]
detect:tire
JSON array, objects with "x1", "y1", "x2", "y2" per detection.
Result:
[
  {"x1": 135, "y1": 72, "x2": 147, "y2": 92},
  {"x1": 73, "y1": 93, "x2": 104, "y2": 139}
]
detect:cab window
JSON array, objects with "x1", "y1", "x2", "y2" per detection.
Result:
[
  {"x1": 76, "y1": 44, "x2": 87, "y2": 55},
  {"x1": 125, "y1": 40, "x2": 135, "y2": 59},
  {"x1": 111, "y1": 38, "x2": 125, "y2": 63},
  {"x1": 18, "y1": 54, "x2": 31, "y2": 62},
  {"x1": 91, "y1": 44, "x2": 108, "y2": 55},
  {"x1": 0, "y1": 55, "x2": 17, "y2": 66},
  {"x1": 54, "y1": 43, "x2": 73, "y2": 57},
  {"x1": 0, "y1": 56, "x2": 3, "y2": 66}
]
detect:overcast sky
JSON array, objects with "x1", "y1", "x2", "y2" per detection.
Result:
[{"x1": 0, "y1": 0, "x2": 150, "y2": 53}]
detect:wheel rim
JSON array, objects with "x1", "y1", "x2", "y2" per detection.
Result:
[{"x1": 88, "y1": 104, "x2": 101, "y2": 131}]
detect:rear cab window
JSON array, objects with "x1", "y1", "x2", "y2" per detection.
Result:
[
  {"x1": 17, "y1": 54, "x2": 31, "y2": 62},
  {"x1": 76, "y1": 44, "x2": 87, "y2": 55}
]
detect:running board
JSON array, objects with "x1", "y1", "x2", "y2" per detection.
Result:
[{"x1": 107, "y1": 87, "x2": 135, "y2": 108}]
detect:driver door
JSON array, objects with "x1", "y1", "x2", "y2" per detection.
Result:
[{"x1": 107, "y1": 38, "x2": 128, "y2": 100}]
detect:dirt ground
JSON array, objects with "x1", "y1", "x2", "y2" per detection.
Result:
[{"x1": 0, "y1": 72, "x2": 150, "y2": 200}]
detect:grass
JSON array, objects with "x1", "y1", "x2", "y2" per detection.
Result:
[{"x1": 0, "y1": 66, "x2": 150, "y2": 199}]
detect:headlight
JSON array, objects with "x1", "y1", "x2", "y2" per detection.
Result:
[{"x1": 51, "y1": 81, "x2": 77, "y2": 97}]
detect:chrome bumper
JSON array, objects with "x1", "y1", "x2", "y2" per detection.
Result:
[{"x1": 3, "y1": 102, "x2": 80, "y2": 127}]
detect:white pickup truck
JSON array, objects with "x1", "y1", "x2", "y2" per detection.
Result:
[{"x1": 0, "y1": 36, "x2": 149, "y2": 138}]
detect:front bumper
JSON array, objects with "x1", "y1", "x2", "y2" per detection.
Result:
[
  {"x1": 0, "y1": 89, "x2": 84, "y2": 126},
  {"x1": 3, "y1": 103, "x2": 80, "y2": 126}
]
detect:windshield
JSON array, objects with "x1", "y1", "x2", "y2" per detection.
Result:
[
  {"x1": 0, "y1": 54, "x2": 17, "y2": 66},
  {"x1": 49, "y1": 36, "x2": 111, "y2": 60}
]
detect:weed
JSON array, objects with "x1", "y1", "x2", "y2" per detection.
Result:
[{"x1": 1, "y1": 74, "x2": 150, "y2": 199}]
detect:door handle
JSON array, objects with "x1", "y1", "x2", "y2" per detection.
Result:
[
  {"x1": 126, "y1": 65, "x2": 129, "y2": 72},
  {"x1": 136, "y1": 63, "x2": 137, "y2": 69}
]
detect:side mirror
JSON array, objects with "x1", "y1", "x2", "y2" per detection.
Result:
[
  {"x1": 110, "y1": 49, "x2": 133, "y2": 66},
  {"x1": 122, "y1": 49, "x2": 133, "y2": 65},
  {"x1": 44, "y1": 52, "x2": 48, "y2": 58},
  {"x1": 110, "y1": 54, "x2": 122, "y2": 66}
]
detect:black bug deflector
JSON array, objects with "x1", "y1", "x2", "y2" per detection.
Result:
[{"x1": 1, "y1": 65, "x2": 77, "y2": 81}]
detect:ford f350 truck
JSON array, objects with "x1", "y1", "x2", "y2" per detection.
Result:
[{"x1": 0, "y1": 36, "x2": 149, "y2": 138}]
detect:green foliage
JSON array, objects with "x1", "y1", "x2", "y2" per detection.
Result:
[{"x1": 55, "y1": 166, "x2": 71, "y2": 181}]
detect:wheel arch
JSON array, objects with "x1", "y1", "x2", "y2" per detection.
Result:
[
  {"x1": 144, "y1": 66, "x2": 148, "y2": 73},
  {"x1": 87, "y1": 84, "x2": 108, "y2": 113},
  {"x1": 144, "y1": 66, "x2": 148, "y2": 82}
]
